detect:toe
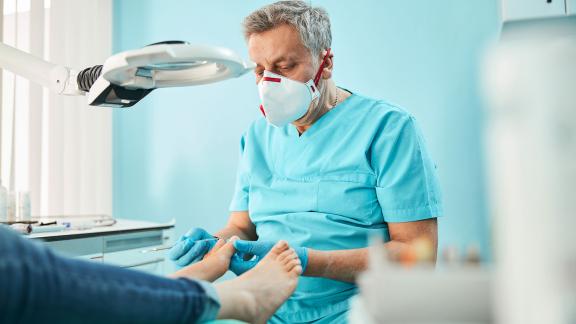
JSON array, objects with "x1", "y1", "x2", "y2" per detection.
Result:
[
  {"x1": 285, "y1": 258, "x2": 301, "y2": 272},
  {"x1": 213, "y1": 239, "x2": 226, "y2": 250},
  {"x1": 291, "y1": 265, "x2": 303, "y2": 276},
  {"x1": 282, "y1": 254, "x2": 299, "y2": 267},
  {"x1": 218, "y1": 240, "x2": 236, "y2": 258},
  {"x1": 278, "y1": 249, "x2": 295, "y2": 263},
  {"x1": 229, "y1": 236, "x2": 240, "y2": 243},
  {"x1": 271, "y1": 240, "x2": 289, "y2": 255}
]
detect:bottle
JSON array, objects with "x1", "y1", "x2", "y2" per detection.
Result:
[
  {"x1": 7, "y1": 191, "x2": 15, "y2": 222},
  {"x1": 15, "y1": 191, "x2": 31, "y2": 222},
  {"x1": 0, "y1": 182, "x2": 7, "y2": 222}
]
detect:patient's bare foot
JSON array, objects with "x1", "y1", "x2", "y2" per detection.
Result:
[
  {"x1": 170, "y1": 238, "x2": 236, "y2": 282},
  {"x1": 214, "y1": 241, "x2": 302, "y2": 324}
]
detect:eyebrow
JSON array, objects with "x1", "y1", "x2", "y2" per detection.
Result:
[{"x1": 258, "y1": 54, "x2": 299, "y2": 66}]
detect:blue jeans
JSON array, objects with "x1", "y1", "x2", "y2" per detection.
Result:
[{"x1": 0, "y1": 225, "x2": 220, "y2": 323}]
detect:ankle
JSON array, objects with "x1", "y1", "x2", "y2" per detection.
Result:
[{"x1": 215, "y1": 282, "x2": 256, "y2": 322}]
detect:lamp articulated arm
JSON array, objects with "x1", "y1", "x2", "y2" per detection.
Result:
[{"x1": 0, "y1": 42, "x2": 84, "y2": 96}]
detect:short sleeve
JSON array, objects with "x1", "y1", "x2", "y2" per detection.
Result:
[
  {"x1": 229, "y1": 134, "x2": 250, "y2": 211},
  {"x1": 371, "y1": 113, "x2": 443, "y2": 222}
]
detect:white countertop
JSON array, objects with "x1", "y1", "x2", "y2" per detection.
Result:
[{"x1": 29, "y1": 218, "x2": 175, "y2": 240}]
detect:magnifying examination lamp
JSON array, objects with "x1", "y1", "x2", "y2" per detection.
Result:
[{"x1": 0, "y1": 40, "x2": 255, "y2": 107}]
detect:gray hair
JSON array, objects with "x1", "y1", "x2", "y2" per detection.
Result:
[{"x1": 243, "y1": 0, "x2": 332, "y2": 64}]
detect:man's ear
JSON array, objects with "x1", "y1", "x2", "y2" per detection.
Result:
[{"x1": 321, "y1": 50, "x2": 334, "y2": 80}]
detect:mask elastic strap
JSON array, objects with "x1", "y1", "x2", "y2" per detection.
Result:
[{"x1": 313, "y1": 48, "x2": 331, "y2": 86}]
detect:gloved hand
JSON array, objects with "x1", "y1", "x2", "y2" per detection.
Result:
[
  {"x1": 168, "y1": 228, "x2": 217, "y2": 267},
  {"x1": 229, "y1": 240, "x2": 308, "y2": 275}
]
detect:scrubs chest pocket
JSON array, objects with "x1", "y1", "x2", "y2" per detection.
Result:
[
  {"x1": 248, "y1": 175, "x2": 318, "y2": 216},
  {"x1": 316, "y1": 172, "x2": 380, "y2": 224}
]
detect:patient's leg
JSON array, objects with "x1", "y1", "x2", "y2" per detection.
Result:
[
  {"x1": 0, "y1": 225, "x2": 219, "y2": 323},
  {"x1": 170, "y1": 238, "x2": 237, "y2": 282},
  {"x1": 214, "y1": 241, "x2": 302, "y2": 324},
  {"x1": 0, "y1": 226, "x2": 300, "y2": 324}
]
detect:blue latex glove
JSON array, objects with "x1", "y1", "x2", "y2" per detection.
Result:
[
  {"x1": 229, "y1": 240, "x2": 308, "y2": 275},
  {"x1": 168, "y1": 228, "x2": 217, "y2": 267}
]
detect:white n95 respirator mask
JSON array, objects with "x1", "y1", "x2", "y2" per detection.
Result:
[{"x1": 257, "y1": 49, "x2": 331, "y2": 128}]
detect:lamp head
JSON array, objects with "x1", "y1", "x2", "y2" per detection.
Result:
[{"x1": 86, "y1": 41, "x2": 255, "y2": 107}]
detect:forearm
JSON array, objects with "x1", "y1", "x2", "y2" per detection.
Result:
[
  {"x1": 214, "y1": 226, "x2": 256, "y2": 241},
  {"x1": 305, "y1": 248, "x2": 368, "y2": 283},
  {"x1": 304, "y1": 241, "x2": 418, "y2": 283},
  {"x1": 216, "y1": 211, "x2": 257, "y2": 241}
]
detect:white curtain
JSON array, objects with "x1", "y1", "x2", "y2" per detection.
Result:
[{"x1": 1, "y1": 0, "x2": 112, "y2": 217}]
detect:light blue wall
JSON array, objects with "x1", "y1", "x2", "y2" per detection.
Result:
[{"x1": 113, "y1": 0, "x2": 501, "y2": 259}]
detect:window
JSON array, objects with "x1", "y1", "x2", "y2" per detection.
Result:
[{"x1": 1, "y1": 0, "x2": 112, "y2": 218}]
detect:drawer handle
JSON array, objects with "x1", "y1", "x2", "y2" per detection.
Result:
[
  {"x1": 140, "y1": 245, "x2": 173, "y2": 253},
  {"x1": 125, "y1": 258, "x2": 165, "y2": 268}
]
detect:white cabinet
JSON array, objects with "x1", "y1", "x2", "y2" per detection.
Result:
[
  {"x1": 34, "y1": 220, "x2": 175, "y2": 276},
  {"x1": 502, "y1": 0, "x2": 568, "y2": 21},
  {"x1": 102, "y1": 230, "x2": 170, "y2": 274}
]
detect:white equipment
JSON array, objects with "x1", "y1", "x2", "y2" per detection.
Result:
[
  {"x1": 350, "y1": 237, "x2": 492, "y2": 324},
  {"x1": 0, "y1": 40, "x2": 255, "y2": 107},
  {"x1": 484, "y1": 16, "x2": 576, "y2": 324}
]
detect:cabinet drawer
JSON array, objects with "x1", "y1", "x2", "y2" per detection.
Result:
[
  {"x1": 103, "y1": 230, "x2": 164, "y2": 253},
  {"x1": 103, "y1": 245, "x2": 169, "y2": 268},
  {"x1": 503, "y1": 0, "x2": 567, "y2": 21},
  {"x1": 42, "y1": 237, "x2": 103, "y2": 258}
]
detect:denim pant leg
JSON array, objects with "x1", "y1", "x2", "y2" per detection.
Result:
[{"x1": 0, "y1": 225, "x2": 220, "y2": 324}]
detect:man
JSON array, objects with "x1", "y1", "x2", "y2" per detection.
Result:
[{"x1": 170, "y1": 1, "x2": 442, "y2": 323}]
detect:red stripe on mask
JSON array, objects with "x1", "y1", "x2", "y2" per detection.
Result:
[
  {"x1": 313, "y1": 48, "x2": 331, "y2": 86},
  {"x1": 262, "y1": 77, "x2": 281, "y2": 83}
]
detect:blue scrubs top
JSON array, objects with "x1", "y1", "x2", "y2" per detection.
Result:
[{"x1": 229, "y1": 92, "x2": 443, "y2": 323}]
